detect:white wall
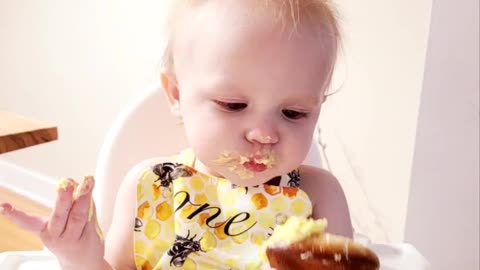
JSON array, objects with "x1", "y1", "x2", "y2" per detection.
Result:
[
  {"x1": 321, "y1": 0, "x2": 432, "y2": 243},
  {"x1": 0, "y1": 0, "x2": 169, "y2": 183},
  {"x1": 404, "y1": 0, "x2": 480, "y2": 269}
]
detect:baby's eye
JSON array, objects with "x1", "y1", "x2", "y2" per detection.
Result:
[
  {"x1": 282, "y1": 109, "x2": 308, "y2": 120},
  {"x1": 214, "y1": 100, "x2": 247, "y2": 112}
]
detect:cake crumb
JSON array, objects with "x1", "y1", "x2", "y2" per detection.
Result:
[
  {"x1": 300, "y1": 251, "x2": 313, "y2": 260},
  {"x1": 334, "y1": 253, "x2": 342, "y2": 262}
]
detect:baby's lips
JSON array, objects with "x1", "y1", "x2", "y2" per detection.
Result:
[{"x1": 244, "y1": 161, "x2": 267, "y2": 172}]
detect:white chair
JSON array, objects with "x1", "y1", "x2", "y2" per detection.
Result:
[{"x1": 92, "y1": 83, "x2": 188, "y2": 233}]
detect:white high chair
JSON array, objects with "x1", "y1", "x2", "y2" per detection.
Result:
[{"x1": 0, "y1": 84, "x2": 428, "y2": 270}]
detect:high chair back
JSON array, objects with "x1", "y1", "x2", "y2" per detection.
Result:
[{"x1": 93, "y1": 83, "x2": 323, "y2": 234}]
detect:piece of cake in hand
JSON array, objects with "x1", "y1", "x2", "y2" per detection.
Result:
[{"x1": 265, "y1": 217, "x2": 380, "y2": 270}]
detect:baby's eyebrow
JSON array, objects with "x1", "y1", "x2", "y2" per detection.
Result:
[
  {"x1": 198, "y1": 79, "x2": 248, "y2": 97},
  {"x1": 196, "y1": 76, "x2": 239, "y2": 90},
  {"x1": 288, "y1": 95, "x2": 322, "y2": 108}
]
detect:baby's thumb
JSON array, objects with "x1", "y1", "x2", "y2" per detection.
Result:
[{"x1": 1, "y1": 202, "x2": 47, "y2": 234}]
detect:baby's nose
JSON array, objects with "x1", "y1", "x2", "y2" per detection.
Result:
[{"x1": 245, "y1": 128, "x2": 279, "y2": 145}]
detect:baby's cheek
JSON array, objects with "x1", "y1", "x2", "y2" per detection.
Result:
[
  {"x1": 280, "y1": 139, "x2": 311, "y2": 166},
  {"x1": 190, "y1": 125, "x2": 233, "y2": 151}
]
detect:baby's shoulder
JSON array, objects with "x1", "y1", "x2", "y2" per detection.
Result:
[
  {"x1": 298, "y1": 165, "x2": 353, "y2": 237},
  {"x1": 298, "y1": 165, "x2": 344, "y2": 202},
  {"x1": 298, "y1": 164, "x2": 337, "y2": 185}
]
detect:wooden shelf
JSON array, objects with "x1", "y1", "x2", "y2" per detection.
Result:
[{"x1": 0, "y1": 111, "x2": 58, "y2": 154}]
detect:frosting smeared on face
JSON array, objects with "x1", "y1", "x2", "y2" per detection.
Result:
[{"x1": 213, "y1": 150, "x2": 276, "y2": 179}]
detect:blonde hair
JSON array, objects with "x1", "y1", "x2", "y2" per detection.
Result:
[{"x1": 161, "y1": 0, "x2": 341, "y2": 93}]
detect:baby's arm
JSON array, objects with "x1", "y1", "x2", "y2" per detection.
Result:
[
  {"x1": 300, "y1": 165, "x2": 353, "y2": 238},
  {"x1": 104, "y1": 157, "x2": 167, "y2": 270}
]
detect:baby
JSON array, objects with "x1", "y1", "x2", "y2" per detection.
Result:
[{"x1": 1, "y1": 1, "x2": 352, "y2": 269}]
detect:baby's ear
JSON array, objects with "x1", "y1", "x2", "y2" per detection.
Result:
[{"x1": 161, "y1": 72, "x2": 181, "y2": 117}]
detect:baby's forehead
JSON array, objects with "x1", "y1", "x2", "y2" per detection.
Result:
[
  {"x1": 172, "y1": 1, "x2": 335, "y2": 61},
  {"x1": 166, "y1": 1, "x2": 338, "y2": 92}
]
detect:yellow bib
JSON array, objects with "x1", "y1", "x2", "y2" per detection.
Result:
[{"x1": 134, "y1": 149, "x2": 312, "y2": 270}]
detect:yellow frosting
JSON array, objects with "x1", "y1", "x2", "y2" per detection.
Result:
[
  {"x1": 212, "y1": 151, "x2": 236, "y2": 164},
  {"x1": 253, "y1": 150, "x2": 276, "y2": 168},
  {"x1": 213, "y1": 150, "x2": 276, "y2": 179},
  {"x1": 55, "y1": 178, "x2": 77, "y2": 193},
  {"x1": 265, "y1": 216, "x2": 327, "y2": 248},
  {"x1": 228, "y1": 165, "x2": 255, "y2": 179}
]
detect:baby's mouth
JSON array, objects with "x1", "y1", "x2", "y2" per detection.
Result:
[
  {"x1": 240, "y1": 151, "x2": 276, "y2": 171},
  {"x1": 242, "y1": 160, "x2": 267, "y2": 172},
  {"x1": 213, "y1": 150, "x2": 276, "y2": 179}
]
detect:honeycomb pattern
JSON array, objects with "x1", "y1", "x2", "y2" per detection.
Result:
[{"x1": 133, "y1": 150, "x2": 312, "y2": 269}]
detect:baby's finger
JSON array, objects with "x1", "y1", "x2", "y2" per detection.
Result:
[
  {"x1": 82, "y1": 199, "x2": 104, "y2": 242},
  {"x1": 0, "y1": 202, "x2": 47, "y2": 234},
  {"x1": 63, "y1": 176, "x2": 94, "y2": 240},
  {"x1": 48, "y1": 178, "x2": 76, "y2": 237}
]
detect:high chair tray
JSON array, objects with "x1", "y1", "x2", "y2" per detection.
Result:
[{"x1": 0, "y1": 250, "x2": 61, "y2": 270}]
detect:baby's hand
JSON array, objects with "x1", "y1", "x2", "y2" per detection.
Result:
[{"x1": 0, "y1": 176, "x2": 106, "y2": 270}]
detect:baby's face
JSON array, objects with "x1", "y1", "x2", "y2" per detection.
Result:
[{"x1": 169, "y1": 1, "x2": 331, "y2": 186}]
